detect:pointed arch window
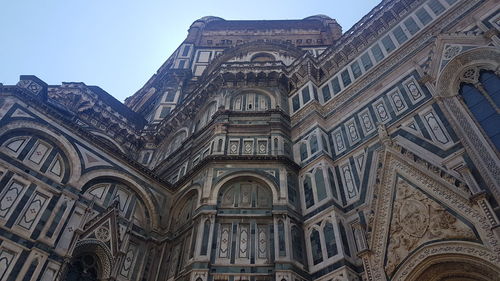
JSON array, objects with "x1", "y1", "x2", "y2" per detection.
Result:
[
  {"x1": 303, "y1": 175, "x2": 314, "y2": 208},
  {"x1": 309, "y1": 135, "x2": 318, "y2": 154},
  {"x1": 327, "y1": 168, "x2": 338, "y2": 200},
  {"x1": 321, "y1": 135, "x2": 329, "y2": 152},
  {"x1": 310, "y1": 229, "x2": 323, "y2": 265},
  {"x1": 459, "y1": 70, "x2": 500, "y2": 150},
  {"x1": 217, "y1": 139, "x2": 224, "y2": 152},
  {"x1": 323, "y1": 222, "x2": 338, "y2": 257},
  {"x1": 278, "y1": 220, "x2": 286, "y2": 256},
  {"x1": 200, "y1": 219, "x2": 211, "y2": 255},
  {"x1": 291, "y1": 225, "x2": 304, "y2": 263},
  {"x1": 287, "y1": 173, "x2": 298, "y2": 207},
  {"x1": 314, "y1": 169, "x2": 327, "y2": 202},
  {"x1": 299, "y1": 143, "x2": 308, "y2": 161}
]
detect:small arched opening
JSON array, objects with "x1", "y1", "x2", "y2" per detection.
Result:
[
  {"x1": 250, "y1": 52, "x2": 276, "y2": 62},
  {"x1": 64, "y1": 241, "x2": 112, "y2": 281}
]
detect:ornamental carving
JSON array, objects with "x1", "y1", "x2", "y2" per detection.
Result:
[
  {"x1": 385, "y1": 177, "x2": 476, "y2": 275},
  {"x1": 364, "y1": 142, "x2": 500, "y2": 281},
  {"x1": 95, "y1": 226, "x2": 111, "y2": 242}
]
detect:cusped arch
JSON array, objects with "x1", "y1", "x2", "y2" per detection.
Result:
[
  {"x1": 392, "y1": 241, "x2": 500, "y2": 281},
  {"x1": 437, "y1": 46, "x2": 500, "y2": 98},
  {"x1": 434, "y1": 46, "x2": 500, "y2": 201},
  {"x1": 69, "y1": 239, "x2": 113, "y2": 280},
  {"x1": 209, "y1": 171, "x2": 280, "y2": 205},
  {"x1": 78, "y1": 169, "x2": 159, "y2": 230},
  {"x1": 0, "y1": 120, "x2": 82, "y2": 185}
]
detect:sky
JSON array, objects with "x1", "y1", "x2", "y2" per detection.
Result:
[{"x1": 0, "y1": 0, "x2": 379, "y2": 102}]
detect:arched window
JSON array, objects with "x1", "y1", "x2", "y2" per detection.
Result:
[
  {"x1": 310, "y1": 135, "x2": 318, "y2": 154},
  {"x1": 327, "y1": 168, "x2": 338, "y2": 200},
  {"x1": 323, "y1": 222, "x2": 338, "y2": 257},
  {"x1": 310, "y1": 229, "x2": 323, "y2": 265},
  {"x1": 300, "y1": 143, "x2": 308, "y2": 161},
  {"x1": 194, "y1": 102, "x2": 217, "y2": 132},
  {"x1": 170, "y1": 130, "x2": 187, "y2": 153},
  {"x1": 66, "y1": 252, "x2": 101, "y2": 281},
  {"x1": 338, "y1": 222, "x2": 351, "y2": 257},
  {"x1": 171, "y1": 192, "x2": 197, "y2": 229},
  {"x1": 232, "y1": 92, "x2": 270, "y2": 111},
  {"x1": 291, "y1": 225, "x2": 304, "y2": 264},
  {"x1": 200, "y1": 219, "x2": 211, "y2": 255},
  {"x1": 287, "y1": 173, "x2": 298, "y2": 208},
  {"x1": 480, "y1": 71, "x2": 500, "y2": 106},
  {"x1": 278, "y1": 220, "x2": 286, "y2": 256},
  {"x1": 219, "y1": 181, "x2": 272, "y2": 208},
  {"x1": 459, "y1": 70, "x2": 500, "y2": 150},
  {"x1": 321, "y1": 135, "x2": 329, "y2": 152},
  {"x1": 314, "y1": 169, "x2": 327, "y2": 201},
  {"x1": 217, "y1": 139, "x2": 224, "y2": 152},
  {"x1": 303, "y1": 175, "x2": 314, "y2": 208}
]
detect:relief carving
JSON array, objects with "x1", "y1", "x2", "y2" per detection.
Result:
[{"x1": 385, "y1": 177, "x2": 476, "y2": 275}]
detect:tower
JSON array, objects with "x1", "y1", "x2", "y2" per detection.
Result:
[{"x1": 0, "y1": 0, "x2": 499, "y2": 280}]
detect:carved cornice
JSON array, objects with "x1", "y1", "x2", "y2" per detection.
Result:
[
  {"x1": 202, "y1": 41, "x2": 305, "y2": 77},
  {"x1": 146, "y1": 65, "x2": 290, "y2": 142},
  {"x1": 48, "y1": 84, "x2": 144, "y2": 149},
  {"x1": 151, "y1": 109, "x2": 292, "y2": 170},
  {"x1": 161, "y1": 154, "x2": 301, "y2": 190}
]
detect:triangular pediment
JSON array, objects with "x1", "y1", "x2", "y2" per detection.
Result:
[
  {"x1": 384, "y1": 175, "x2": 477, "y2": 276},
  {"x1": 11, "y1": 108, "x2": 35, "y2": 119},
  {"x1": 364, "y1": 142, "x2": 499, "y2": 280},
  {"x1": 79, "y1": 203, "x2": 121, "y2": 256},
  {"x1": 423, "y1": 32, "x2": 489, "y2": 83}
]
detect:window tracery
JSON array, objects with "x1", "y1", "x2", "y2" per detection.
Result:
[{"x1": 459, "y1": 68, "x2": 500, "y2": 150}]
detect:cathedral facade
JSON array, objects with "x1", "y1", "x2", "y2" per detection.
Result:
[{"x1": 1, "y1": 0, "x2": 500, "y2": 280}]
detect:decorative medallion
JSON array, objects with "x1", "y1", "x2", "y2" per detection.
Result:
[
  {"x1": 398, "y1": 199, "x2": 428, "y2": 238},
  {"x1": 95, "y1": 226, "x2": 111, "y2": 242}
]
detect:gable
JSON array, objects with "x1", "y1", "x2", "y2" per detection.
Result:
[{"x1": 363, "y1": 142, "x2": 500, "y2": 280}]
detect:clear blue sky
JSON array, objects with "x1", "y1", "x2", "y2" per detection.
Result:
[{"x1": 0, "y1": 0, "x2": 379, "y2": 102}]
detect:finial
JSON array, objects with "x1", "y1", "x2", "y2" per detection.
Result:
[{"x1": 377, "y1": 123, "x2": 392, "y2": 146}]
